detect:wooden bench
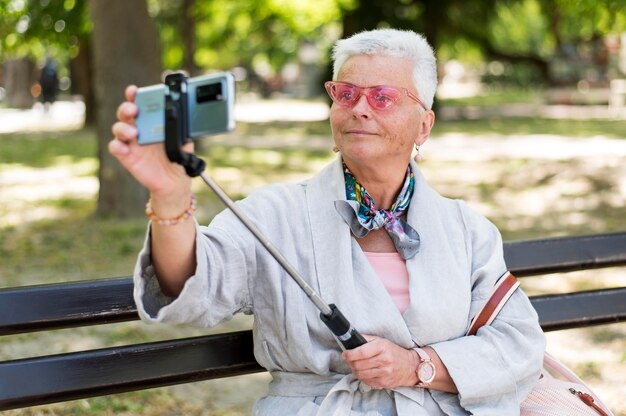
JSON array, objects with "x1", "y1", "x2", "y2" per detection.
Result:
[{"x1": 1, "y1": 232, "x2": 625, "y2": 411}]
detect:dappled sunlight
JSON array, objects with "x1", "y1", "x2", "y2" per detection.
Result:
[
  {"x1": 0, "y1": 101, "x2": 85, "y2": 134},
  {"x1": 234, "y1": 98, "x2": 329, "y2": 122},
  {"x1": 428, "y1": 132, "x2": 626, "y2": 161},
  {"x1": 419, "y1": 135, "x2": 626, "y2": 242},
  {"x1": 0, "y1": 162, "x2": 98, "y2": 228}
]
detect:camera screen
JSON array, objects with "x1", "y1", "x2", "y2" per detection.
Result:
[{"x1": 196, "y1": 82, "x2": 223, "y2": 103}]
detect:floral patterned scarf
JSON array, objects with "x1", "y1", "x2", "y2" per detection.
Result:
[{"x1": 334, "y1": 163, "x2": 421, "y2": 259}]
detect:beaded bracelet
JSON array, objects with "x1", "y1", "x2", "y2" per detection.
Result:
[{"x1": 145, "y1": 194, "x2": 197, "y2": 226}]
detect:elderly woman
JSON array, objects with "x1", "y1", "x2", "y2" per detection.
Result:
[{"x1": 110, "y1": 29, "x2": 545, "y2": 415}]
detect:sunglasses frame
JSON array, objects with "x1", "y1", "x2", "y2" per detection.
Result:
[{"x1": 325, "y1": 81, "x2": 428, "y2": 111}]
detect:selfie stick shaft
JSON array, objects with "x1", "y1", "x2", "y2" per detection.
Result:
[
  {"x1": 198, "y1": 172, "x2": 366, "y2": 350},
  {"x1": 163, "y1": 72, "x2": 365, "y2": 350},
  {"x1": 198, "y1": 172, "x2": 328, "y2": 312}
]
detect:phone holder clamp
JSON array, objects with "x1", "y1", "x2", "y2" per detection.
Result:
[{"x1": 164, "y1": 72, "x2": 206, "y2": 177}]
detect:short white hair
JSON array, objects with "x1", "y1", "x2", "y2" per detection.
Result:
[{"x1": 332, "y1": 29, "x2": 438, "y2": 109}]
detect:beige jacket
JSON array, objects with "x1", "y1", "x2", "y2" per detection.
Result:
[{"x1": 134, "y1": 157, "x2": 545, "y2": 415}]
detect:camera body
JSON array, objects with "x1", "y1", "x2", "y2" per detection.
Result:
[{"x1": 135, "y1": 72, "x2": 235, "y2": 145}]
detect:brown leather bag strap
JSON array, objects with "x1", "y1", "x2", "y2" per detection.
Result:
[{"x1": 466, "y1": 272, "x2": 520, "y2": 336}]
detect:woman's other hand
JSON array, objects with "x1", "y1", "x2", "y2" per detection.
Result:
[
  {"x1": 342, "y1": 336, "x2": 458, "y2": 393},
  {"x1": 109, "y1": 85, "x2": 192, "y2": 198},
  {"x1": 342, "y1": 335, "x2": 418, "y2": 389}
]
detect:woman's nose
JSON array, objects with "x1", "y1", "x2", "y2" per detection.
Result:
[{"x1": 351, "y1": 94, "x2": 371, "y2": 118}]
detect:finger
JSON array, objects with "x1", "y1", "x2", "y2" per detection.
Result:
[
  {"x1": 182, "y1": 141, "x2": 195, "y2": 153},
  {"x1": 352, "y1": 350, "x2": 396, "y2": 374},
  {"x1": 353, "y1": 368, "x2": 394, "y2": 390},
  {"x1": 112, "y1": 121, "x2": 138, "y2": 142},
  {"x1": 116, "y1": 102, "x2": 138, "y2": 124},
  {"x1": 108, "y1": 137, "x2": 130, "y2": 157},
  {"x1": 125, "y1": 85, "x2": 138, "y2": 102},
  {"x1": 343, "y1": 336, "x2": 382, "y2": 362},
  {"x1": 350, "y1": 355, "x2": 385, "y2": 372}
]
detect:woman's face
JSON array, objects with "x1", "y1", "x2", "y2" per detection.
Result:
[{"x1": 329, "y1": 54, "x2": 433, "y2": 171}]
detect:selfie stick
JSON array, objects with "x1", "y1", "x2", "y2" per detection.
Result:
[{"x1": 163, "y1": 73, "x2": 366, "y2": 350}]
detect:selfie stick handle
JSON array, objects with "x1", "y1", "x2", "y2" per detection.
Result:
[{"x1": 198, "y1": 172, "x2": 366, "y2": 349}]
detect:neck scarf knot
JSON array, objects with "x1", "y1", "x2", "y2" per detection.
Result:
[{"x1": 334, "y1": 164, "x2": 421, "y2": 259}]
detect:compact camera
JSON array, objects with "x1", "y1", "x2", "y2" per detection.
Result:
[{"x1": 135, "y1": 72, "x2": 235, "y2": 145}]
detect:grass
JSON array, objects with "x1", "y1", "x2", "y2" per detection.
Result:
[
  {"x1": 0, "y1": 109, "x2": 625, "y2": 414},
  {"x1": 0, "y1": 213, "x2": 148, "y2": 287},
  {"x1": 437, "y1": 88, "x2": 544, "y2": 107},
  {"x1": 433, "y1": 117, "x2": 626, "y2": 138},
  {"x1": 0, "y1": 129, "x2": 96, "y2": 168}
]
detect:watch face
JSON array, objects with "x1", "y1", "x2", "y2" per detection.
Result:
[{"x1": 418, "y1": 362, "x2": 436, "y2": 383}]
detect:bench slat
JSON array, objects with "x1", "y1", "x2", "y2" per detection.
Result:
[
  {"x1": 504, "y1": 232, "x2": 626, "y2": 276},
  {"x1": 533, "y1": 287, "x2": 626, "y2": 331},
  {"x1": 0, "y1": 331, "x2": 261, "y2": 411},
  {"x1": 0, "y1": 278, "x2": 136, "y2": 335},
  {"x1": 1, "y1": 288, "x2": 625, "y2": 410},
  {"x1": 1, "y1": 232, "x2": 625, "y2": 335}
]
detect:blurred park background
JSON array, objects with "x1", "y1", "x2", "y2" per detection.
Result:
[{"x1": 1, "y1": 0, "x2": 625, "y2": 414}]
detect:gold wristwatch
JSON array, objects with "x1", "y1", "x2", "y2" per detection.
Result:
[{"x1": 413, "y1": 347, "x2": 436, "y2": 386}]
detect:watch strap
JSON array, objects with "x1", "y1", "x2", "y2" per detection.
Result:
[{"x1": 414, "y1": 347, "x2": 431, "y2": 363}]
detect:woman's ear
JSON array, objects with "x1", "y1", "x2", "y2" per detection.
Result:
[{"x1": 415, "y1": 110, "x2": 436, "y2": 146}]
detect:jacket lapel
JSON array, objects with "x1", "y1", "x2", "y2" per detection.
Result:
[
  {"x1": 305, "y1": 158, "x2": 468, "y2": 347},
  {"x1": 305, "y1": 158, "x2": 414, "y2": 348},
  {"x1": 403, "y1": 161, "x2": 470, "y2": 345},
  {"x1": 305, "y1": 157, "x2": 355, "y2": 305}
]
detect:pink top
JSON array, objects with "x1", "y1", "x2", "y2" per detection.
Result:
[{"x1": 364, "y1": 251, "x2": 410, "y2": 314}]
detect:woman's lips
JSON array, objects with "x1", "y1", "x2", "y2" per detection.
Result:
[{"x1": 346, "y1": 129, "x2": 376, "y2": 136}]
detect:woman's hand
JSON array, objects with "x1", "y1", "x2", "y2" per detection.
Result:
[
  {"x1": 342, "y1": 335, "x2": 418, "y2": 389},
  {"x1": 343, "y1": 336, "x2": 459, "y2": 393},
  {"x1": 109, "y1": 85, "x2": 193, "y2": 199},
  {"x1": 109, "y1": 85, "x2": 198, "y2": 297}
]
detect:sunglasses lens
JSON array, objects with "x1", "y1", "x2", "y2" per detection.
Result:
[
  {"x1": 326, "y1": 82, "x2": 403, "y2": 110},
  {"x1": 331, "y1": 83, "x2": 359, "y2": 106},
  {"x1": 367, "y1": 87, "x2": 401, "y2": 109}
]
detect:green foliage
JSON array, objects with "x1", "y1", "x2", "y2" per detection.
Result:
[
  {"x1": 2, "y1": 0, "x2": 625, "y2": 90},
  {"x1": 489, "y1": 0, "x2": 553, "y2": 58},
  {"x1": 552, "y1": 0, "x2": 626, "y2": 40},
  {"x1": 488, "y1": 0, "x2": 626, "y2": 59},
  {"x1": 0, "y1": 0, "x2": 89, "y2": 66},
  {"x1": 149, "y1": 0, "x2": 344, "y2": 74},
  {"x1": 1, "y1": 0, "x2": 344, "y2": 83}
]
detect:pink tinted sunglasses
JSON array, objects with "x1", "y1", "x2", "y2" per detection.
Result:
[{"x1": 324, "y1": 81, "x2": 428, "y2": 111}]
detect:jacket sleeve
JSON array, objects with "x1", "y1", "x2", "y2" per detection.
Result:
[
  {"x1": 429, "y1": 201, "x2": 545, "y2": 414},
  {"x1": 133, "y1": 212, "x2": 255, "y2": 328}
]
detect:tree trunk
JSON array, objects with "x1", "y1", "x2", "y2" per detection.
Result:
[
  {"x1": 70, "y1": 38, "x2": 95, "y2": 125},
  {"x1": 4, "y1": 57, "x2": 35, "y2": 109},
  {"x1": 89, "y1": 0, "x2": 162, "y2": 218},
  {"x1": 182, "y1": 0, "x2": 198, "y2": 76}
]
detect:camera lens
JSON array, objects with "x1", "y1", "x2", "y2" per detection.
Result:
[{"x1": 196, "y1": 82, "x2": 223, "y2": 103}]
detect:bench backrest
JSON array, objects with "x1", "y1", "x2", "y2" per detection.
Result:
[{"x1": 1, "y1": 232, "x2": 625, "y2": 410}]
